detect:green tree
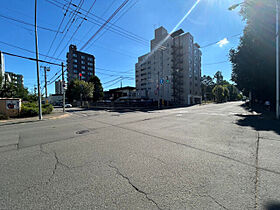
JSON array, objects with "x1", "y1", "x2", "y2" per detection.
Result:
[
  {"x1": 212, "y1": 85, "x2": 229, "y2": 103},
  {"x1": 201, "y1": 75, "x2": 215, "y2": 100},
  {"x1": 225, "y1": 84, "x2": 239, "y2": 101},
  {"x1": 88, "y1": 76, "x2": 104, "y2": 102},
  {"x1": 214, "y1": 71, "x2": 224, "y2": 85},
  {"x1": 66, "y1": 79, "x2": 94, "y2": 102},
  {"x1": 229, "y1": 0, "x2": 276, "y2": 106}
]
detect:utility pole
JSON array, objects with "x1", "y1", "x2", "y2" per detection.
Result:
[
  {"x1": 61, "y1": 62, "x2": 65, "y2": 113},
  {"x1": 43, "y1": 66, "x2": 50, "y2": 98},
  {"x1": 158, "y1": 71, "x2": 160, "y2": 108},
  {"x1": 276, "y1": 0, "x2": 279, "y2": 119},
  {"x1": 34, "y1": 0, "x2": 42, "y2": 120}
]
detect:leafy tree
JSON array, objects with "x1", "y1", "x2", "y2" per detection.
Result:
[
  {"x1": 212, "y1": 85, "x2": 229, "y2": 103},
  {"x1": 229, "y1": 0, "x2": 276, "y2": 107},
  {"x1": 0, "y1": 80, "x2": 28, "y2": 99},
  {"x1": 201, "y1": 75, "x2": 215, "y2": 100},
  {"x1": 225, "y1": 84, "x2": 239, "y2": 101},
  {"x1": 88, "y1": 76, "x2": 104, "y2": 102},
  {"x1": 66, "y1": 79, "x2": 94, "y2": 102},
  {"x1": 214, "y1": 71, "x2": 224, "y2": 85}
]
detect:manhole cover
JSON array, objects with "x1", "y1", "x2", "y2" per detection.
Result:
[{"x1": 76, "y1": 130, "x2": 89, "y2": 134}]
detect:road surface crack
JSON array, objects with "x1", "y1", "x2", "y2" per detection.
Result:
[
  {"x1": 108, "y1": 164, "x2": 163, "y2": 210},
  {"x1": 47, "y1": 151, "x2": 71, "y2": 184},
  {"x1": 254, "y1": 132, "x2": 260, "y2": 209},
  {"x1": 208, "y1": 195, "x2": 229, "y2": 210}
]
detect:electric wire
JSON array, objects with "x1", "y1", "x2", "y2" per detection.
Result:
[
  {"x1": 80, "y1": 0, "x2": 130, "y2": 50},
  {"x1": 0, "y1": 13, "x2": 63, "y2": 33}
]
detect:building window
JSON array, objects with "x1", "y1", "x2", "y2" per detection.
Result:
[
  {"x1": 74, "y1": 70, "x2": 78, "y2": 73},
  {"x1": 81, "y1": 66, "x2": 85, "y2": 70},
  {"x1": 81, "y1": 55, "x2": 85, "y2": 59},
  {"x1": 88, "y1": 67, "x2": 93, "y2": 71},
  {"x1": 81, "y1": 60, "x2": 85, "y2": 65},
  {"x1": 82, "y1": 71, "x2": 86, "y2": 74},
  {"x1": 74, "y1": 64, "x2": 78, "y2": 68},
  {"x1": 88, "y1": 62, "x2": 93, "y2": 66},
  {"x1": 73, "y1": 53, "x2": 77, "y2": 57},
  {"x1": 73, "y1": 59, "x2": 78, "y2": 63},
  {"x1": 88, "y1": 57, "x2": 93, "y2": 61}
]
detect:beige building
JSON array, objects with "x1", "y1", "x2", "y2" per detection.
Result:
[{"x1": 135, "y1": 27, "x2": 202, "y2": 105}]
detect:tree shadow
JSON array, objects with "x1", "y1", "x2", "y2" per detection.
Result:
[
  {"x1": 65, "y1": 104, "x2": 196, "y2": 114},
  {"x1": 236, "y1": 104, "x2": 280, "y2": 135},
  {"x1": 264, "y1": 201, "x2": 280, "y2": 210}
]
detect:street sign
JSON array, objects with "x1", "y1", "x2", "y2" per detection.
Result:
[{"x1": 160, "y1": 79, "x2": 164, "y2": 84}]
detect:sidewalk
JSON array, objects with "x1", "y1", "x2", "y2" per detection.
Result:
[{"x1": 0, "y1": 111, "x2": 70, "y2": 126}]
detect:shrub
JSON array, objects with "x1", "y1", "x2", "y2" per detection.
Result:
[
  {"x1": 20, "y1": 102, "x2": 53, "y2": 117},
  {"x1": 42, "y1": 104, "x2": 53, "y2": 115},
  {"x1": 0, "y1": 113, "x2": 9, "y2": 120}
]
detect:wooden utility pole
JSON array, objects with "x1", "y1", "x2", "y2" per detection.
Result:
[
  {"x1": 35, "y1": 0, "x2": 42, "y2": 120},
  {"x1": 62, "y1": 62, "x2": 65, "y2": 113}
]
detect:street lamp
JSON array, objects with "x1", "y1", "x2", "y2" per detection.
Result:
[{"x1": 229, "y1": 0, "x2": 279, "y2": 119}]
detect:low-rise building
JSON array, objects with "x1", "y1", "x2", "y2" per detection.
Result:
[
  {"x1": 49, "y1": 94, "x2": 63, "y2": 106},
  {"x1": 104, "y1": 86, "x2": 136, "y2": 101}
]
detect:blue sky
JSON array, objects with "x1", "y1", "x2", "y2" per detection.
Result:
[{"x1": 0, "y1": 0, "x2": 244, "y2": 94}]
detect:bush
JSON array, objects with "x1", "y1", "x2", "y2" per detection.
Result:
[
  {"x1": 20, "y1": 102, "x2": 53, "y2": 117},
  {"x1": 0, "y1": 113, "x2": 9, "y2": 120},
  {"x1": 42, "y1": 104, "x2": 53, "y2": 115}
]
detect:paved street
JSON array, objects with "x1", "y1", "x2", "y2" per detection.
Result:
[{"x1": 0, "y1": 102, "x2": 280, "y2": 209}]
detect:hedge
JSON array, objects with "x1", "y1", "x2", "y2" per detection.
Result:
[{"x1": 20, "y1": 102, "x2": 53, "y2": 117}]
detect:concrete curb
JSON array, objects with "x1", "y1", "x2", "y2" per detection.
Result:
[{"x1": 0, "y1": 113, "x2": 70, "y2": 126}]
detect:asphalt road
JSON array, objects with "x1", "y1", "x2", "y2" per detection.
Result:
[{"x1": 0, "y1": 102, "x2": 280, "y2": 209}]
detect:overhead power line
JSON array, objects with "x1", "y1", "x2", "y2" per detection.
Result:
[
  {"x1": 1, "y1": 51, "x2": 63, "y2": 66},
  {"x1": 203, "y1": 61, "x2": 228, "y2": 66},
  {"x1": 45, "y1": 0, "x2": 154, "y2": 50},
  {"x1": 0, "y1": 13, "x2": 63, "y2": 33},
  {"x1": 48, "y1": 69, "x2": 67, "y2": 85},
  {"x1": 104, "y1": 77, "x2": 133, "y2": 89},
  {"x1": 91, "y1": 0, "x2": 139, "y2": 47},
  {"x1": 44, "y1": 0, "x2": 73, "y2": 59},
  {"x1": 80, "y1": 0, "x2": 130, "y2": 50},
  {"x1": 46, "y1": 0, "x2": 85, "y2": 60},
  {"x1": 0, "y1": 40, "x2": 66, "y2": 62},
  {"x1": 200, "y1": 33, "x2": 242, "y2": 49},
  {"x1": 56, "y1": 0, "x2": 97, "y2": 58},
  {"x1": 61, "y1": 0, "x2": 148, "y2": 43}
]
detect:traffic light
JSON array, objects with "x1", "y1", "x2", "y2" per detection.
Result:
[{"x1": 79, "y1": 73, "x2": 82, "y2": 80}]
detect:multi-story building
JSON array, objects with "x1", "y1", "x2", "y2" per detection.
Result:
[
  {"x1": 0, "y1": 51, "x2": 5, "y2": 80},
  {"x1": 67, "y1": 45, "x2": 95, "y2": 83},
  {"x1": 5, "y1": 72, "x2": 24, "y2": 86},
  {"x1": 135, "y1": 26, "x2": 202, "y2": 105},
  {"x1": 55, "y1": 80, "x2": 63, "y2": 94}
]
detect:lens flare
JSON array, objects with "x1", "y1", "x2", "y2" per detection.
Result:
[{"x1": 141, "y1": 0, "x2": 201, "y2": 64}]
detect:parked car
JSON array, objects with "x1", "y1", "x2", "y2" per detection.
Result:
[{"x1": 65, "y1": 104, "x2": 72, "y2": 108}]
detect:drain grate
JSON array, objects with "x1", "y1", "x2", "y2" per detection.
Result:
[{"x1": 76, "y1": 130, "x2": 90, "y2": 134}]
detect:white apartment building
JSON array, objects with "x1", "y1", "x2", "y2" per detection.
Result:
[
  {"x1": 135, "y1": 27, "x2": 202, "y2": 105},
  {"x1": 0, "y1": 51, "x2": 5, "y2": 79}
]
